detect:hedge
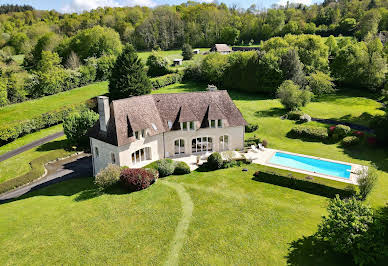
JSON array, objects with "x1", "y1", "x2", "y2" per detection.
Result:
[
  {"x1": 253, "y1": 166, "x2": 356, "y2": 198},
  {"x1": 0, "y1": 149, "x2": 72, "y2": 195},
  {"x1": 342, "y1": 136, "x2": 360, "y2": 147},
  {"x1": 288, "y1": 125, "x2": 329, "y2": 141},
  {"x1": 0, "y1": 103, "x2": 85, "y2": 145},
  {"x1": 151, "y1": 73, "x2": 183, "y2": 90}
]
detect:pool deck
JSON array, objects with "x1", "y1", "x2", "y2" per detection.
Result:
[{"x1": 244, "y1": 148, "x2": 365, "y2": 185}]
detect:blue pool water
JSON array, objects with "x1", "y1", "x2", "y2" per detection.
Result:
[{"x1": 269, "y1": 152, "x2": 351, "y2": 179}]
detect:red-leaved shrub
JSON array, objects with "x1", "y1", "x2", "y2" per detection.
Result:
[{"x1": 120, "y1": 168, "x2": 156, "y2": 192}]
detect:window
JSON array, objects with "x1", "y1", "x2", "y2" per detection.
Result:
[
  {"x1": 181, "y1": 121, "x2": 195, "y2": 131},
  {"x1": 174, "y1": 139, "x2": 185, "y2": 155},
  {"x1": 210, "y1": 120, "x2": 216, "y2": 128},
  {"x1": 218, "y1": 119, "x2": 223, "y2": 128},
  {"x1": 94, "y1": 147, "x2": 99, "y2": 158},
  {"x1": 219, "y1": 135, "x2": 229, "y2": 151},
  {"x1": 111, "y1": 153, "x2": 116, "y2": 164},
  {"x1": 135, "y1": 129, "x2": 146, "y2": 140},
  {"x1": 192, "y1": 137, "x2": 213, "y2": 153},
  {"x1": 131, "y1": 147, "x2": 151, "y2": 164}
]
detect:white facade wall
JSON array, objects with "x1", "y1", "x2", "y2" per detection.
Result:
[{"x1": 90, "y1": 126, "x2": 244, "y2": 175}]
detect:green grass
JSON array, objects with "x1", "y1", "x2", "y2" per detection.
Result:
[
  {"x1": 138, "y1": 48, "x2": 209, "y2": 71},
  {"x1": 0, "y1": 81, "x2": 108, "y2": 125},
  {"x1": 0, "y1": 135, "x2": 70, "y2": 184},
  {"x1": 1, "y1": 81, "x2": 387, "y2": 264},
  {"x1": 153, "y1": 82, "x2": 388, "y2": 207},
  {"x1": 1, "y1": 165, "x2": 348, "y2": 265},
  {"x1": 0, "y1": 124, "x2": 63, "y2": 156}
]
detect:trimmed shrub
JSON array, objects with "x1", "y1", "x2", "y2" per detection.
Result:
[
  {"x1": 333, "y1": 124, "x2": 351, "y2": 140},
  {"x1": 289, "y1": 126, "x2": 329, "y2": 141},
  {"x1": 253, "y1": 170, "x2": 356, "y2": 198},
  {"x1": 151, "y1": 73, "x2": 182, "y2": 90},
  {"x1": 207, "y1": 152, "x2": 223, "y2": 170},
  {"x1": 245, "y1": 123, "x2": 258, "y2": 133},
  {"x1": 156, "y1": 159, "x2": 176, "y2": 177},
  {"x1": 342, "y1": 136, "x2": 360, "y2": 147},
  {"x1": 120, "y1": 168, "x2": 155, "y2": 191},
  {"x1": 0, "y1": 104, "x2": 85, "y2": 145},
  {"x1": 174, "y1": 161, "x2": 191, "y2": 175},
  {"x1": 94, "y1": 164, "x2": 121, "y2": 189},
  {"x1": 222, "y1": 159, "x2": 243, "y2": 169},
  {"x1": 286, "y1": 110, "x2": 304, "y2": 120}
]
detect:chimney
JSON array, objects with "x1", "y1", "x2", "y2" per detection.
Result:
[{"x1": 97, "y1": 96, "x2": 110, "y2": 132}]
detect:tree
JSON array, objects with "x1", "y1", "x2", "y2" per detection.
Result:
[
  {"x1": 277, "y1": 80, "x2": 313, "y2": 110},
  {"x1": 221, "y1": 26, "x2": 240, "y2": 45},
  {"x1": 316, "y1": 196, "x2": 374, "y2": 255},
  {"x1": 109, "y1": 44, "x2": 151, "y2": 100},
  {"x1": 358, "y1": 9, "x2": 382, "y2": 40},
  {"x1": 58, "y1": 26, "x2": 122, "y2": 61},
  {"x1": 63, "y1": 109, "x2": 99, "y2": 147},
  {"x1": 306, "y1": 71, "x2": 335, "y2": 96},
  {"x1": 357, "y1": 167, "x2": 378, "y2": 201},
  {"x1": 280, "y1": 49, "x2": 305, "y2": 86},
  {"x1": 182, "y1": 43, "x2": 193, "y2": 60},
  {"x1": 146, "y1": 51, "x2": 170, "y2": 77},
  {"x1": 201, "y1": 53, "x2": 229, "y2": 86}
]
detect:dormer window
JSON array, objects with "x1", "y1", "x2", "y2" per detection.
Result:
[
  {"x1": 209, "y1": 119, "x2": 223, "y2": 129},
  {"x1": 135, "y1": 129, "x2": 145, "y2": 140},
  {"x1": 180, "y1": 122, "x2": 195, "y2": 131}
]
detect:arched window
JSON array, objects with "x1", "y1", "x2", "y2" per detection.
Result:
[
  {"x1": 219, "y1": 135, "x2": 229, "y2": 151},
  {"x1": 192, "y1": 137, "x2": 213, "y2": 153},
  {"x1": 111, "y1": 153, "x2": 116, "y2": 164},
  {"x1": 174, "y1": 139, "x2": 185, "y2": 155},
  {"x1": 94, "y1": 147, "x2": 99, "y2": 158}
]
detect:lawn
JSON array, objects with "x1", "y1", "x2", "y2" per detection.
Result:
[
  {"x1": 0, "y1": 124, "x2": 63, "y2": 156},
  {"x1": 0, "y1": 135, "x2": 71, "y2": 184},
  {"x1": 0, "y1": 165, "x2": 350, "y2": 265},
  {"x1": 154, "y1": 82, "x2": 388, "y2": 207},
  {"x1": 1, "y1": 81, "x2": 387, "y2": 265},
  {"x1": 0, "y1": 81, "x2": 108, "y2": 125}
]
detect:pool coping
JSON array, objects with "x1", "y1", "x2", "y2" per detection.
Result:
[{"x1": 258, "y1": 149, "x2": 365, "y2": 185}]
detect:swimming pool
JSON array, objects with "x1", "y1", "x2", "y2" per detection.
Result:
[{"x1": 269, "y1": 152, "x2": 352, "y2": 179}]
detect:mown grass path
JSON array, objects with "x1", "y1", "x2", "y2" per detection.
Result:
[{"x1": 162, "y1": 181, "x2": 194, "y2": 266}]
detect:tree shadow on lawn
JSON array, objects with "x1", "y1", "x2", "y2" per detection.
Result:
[
  {"x1": 286, "y1": 235, "x2": 353, "y2": 266},
  {"x1": 36, "y1": 139, "x2": 70, "y2": 152},
  {"x1": 255, "y1": 107, "x2": 287, "y2": 118},
  {"x1": 342, "y1": 145, "x2": 388, "y2": 173}
]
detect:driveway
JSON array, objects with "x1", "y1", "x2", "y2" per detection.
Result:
[
  {"x1": 0, "y1": 131, "x2": 65, "y2": 163},
  {"x1": 0, "y1": 153, "x2": 92, "y2": 203}
]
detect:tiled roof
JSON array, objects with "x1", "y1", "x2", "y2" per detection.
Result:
[
  {"x1": 89, "y1": 90, "x2": 247, "y2": 146},
  {"x1": 211, "y1": 44, "x2": 232, "y2": 52}
]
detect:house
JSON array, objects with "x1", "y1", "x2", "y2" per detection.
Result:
[
  {"x1": 210, "y1": 44, "x2": 232, "y2": 54},
  {"x1": 193, "y1": 49, "x2": 201, "y2": 54},
  {"x1": 89, "y1": 91, "x2": 247, "y2": 175},
  {"x1": 173, "y1": 59, "x2": 183, "y2": 66}
]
